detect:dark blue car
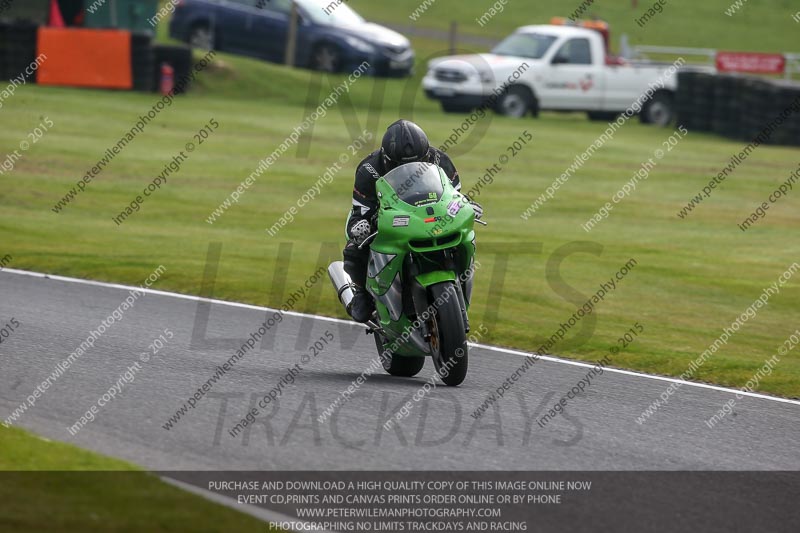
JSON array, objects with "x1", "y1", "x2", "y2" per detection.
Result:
[{"x1": 169, "y1": 0, "x2": 415, "y2": 76}]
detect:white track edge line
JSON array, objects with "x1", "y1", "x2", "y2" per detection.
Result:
[
  {"x1": 3, "y1": 267, "x2": 799, "y2": 407},
  {"x1": 161, "y1": 476, "x2": 333, "y2": 533}
]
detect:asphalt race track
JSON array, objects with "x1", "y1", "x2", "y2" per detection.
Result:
[
  {"x1": 1, "y1": 268, "x2": 799, "y2": 530},
  {"x1": 2, "y1": 267, "x2": 799, "y2": 469}
]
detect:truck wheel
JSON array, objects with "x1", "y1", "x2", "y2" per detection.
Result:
[
  {"x1": 496, "y1": 86, "x2": 532, "y2": 118},
  {"x1": 641, "y1": 92, "x2": 674, "y2": 127}
]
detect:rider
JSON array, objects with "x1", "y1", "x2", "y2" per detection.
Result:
[{"x1": 343, "y1": 119, "x2": 482, "y2": 323}]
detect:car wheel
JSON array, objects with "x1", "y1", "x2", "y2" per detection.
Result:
[
  {"x1": 641, "y1": 92, "x2": 675, "y2": 127},
  {"x1": 311, "y1": 44, "x2": 342, "y2": 73},
  {"x1": 496, "y1": 86, "x2": 532, "y2": 118},
  {"x1": 189, "y1": 24, "x2": 215, "y2": 51}
]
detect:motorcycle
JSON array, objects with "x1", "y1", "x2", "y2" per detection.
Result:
[{"x1": 329, "y1": 162, "x2": 481, "y2": 386}]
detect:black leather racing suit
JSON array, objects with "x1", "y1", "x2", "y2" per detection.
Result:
[{"x1": 342, "y1": 147, "x2": 461, "y2": 287}]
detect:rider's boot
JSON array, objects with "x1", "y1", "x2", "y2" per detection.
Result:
[
  {"x1": 348, "y1": 286, "x2": 375, "y2": 323},
  {"x1": 343, "y1": 240, "x2": 374, "y2": 323}
]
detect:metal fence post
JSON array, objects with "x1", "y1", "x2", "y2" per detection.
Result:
[{"x1": 285, "y1": 3, "x2": 298, "y2": 67}]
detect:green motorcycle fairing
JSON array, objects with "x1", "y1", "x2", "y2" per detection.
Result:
[{"x1": 366, "y1": 162, "x2": 476, "y2": 358}]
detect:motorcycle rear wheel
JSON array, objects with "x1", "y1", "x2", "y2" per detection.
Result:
[
  {"x1": 429, "y1": 283, "x2": 468, "y2": 386},
  {"x1": 375, "y1": 332, "x2": 425, "y2": 377}
]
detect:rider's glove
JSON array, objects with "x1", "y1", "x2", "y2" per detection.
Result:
[
  {"x1": 349, "y1": 219, "x2": 373, "y2": 245},
  {"x1": 469, "y1": 200, "x2": 483, "y2": 220}
]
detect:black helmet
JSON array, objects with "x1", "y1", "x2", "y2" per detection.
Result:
[{"x1": 381, "y1": 119, "x2": 430, "y2": 169}]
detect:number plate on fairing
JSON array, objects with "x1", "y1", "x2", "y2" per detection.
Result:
[{"x1": 393, "y1": 216, "x2": 410, "y2": 227}]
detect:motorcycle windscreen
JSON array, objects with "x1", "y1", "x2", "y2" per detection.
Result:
[{"x1": 384, "y1": 162, "x2": 444, "y2": 207}]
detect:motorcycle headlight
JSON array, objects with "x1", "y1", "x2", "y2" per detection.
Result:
[{"x1": 344, "y1": 36, "x2": 376, "y2": 54}]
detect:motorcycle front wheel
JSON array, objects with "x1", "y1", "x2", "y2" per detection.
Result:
[
  {"x1": 429, "y1": 282, "x2": 468, "y2": 386},
  {"x1": 375, "y1": 332, "x2": 425, "y2": 377}
]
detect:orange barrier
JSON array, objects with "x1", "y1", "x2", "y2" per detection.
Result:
[{"x1": 37, "y1": 28, "x2": 132, "y2": 89}]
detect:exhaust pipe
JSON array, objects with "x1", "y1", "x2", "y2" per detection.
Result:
[
  {"x1": 328, "y1": 261, "x2": 355, "y2": 311},
  {"x1": 329, "y1": 261, "x2": 383, "y2": 332}
]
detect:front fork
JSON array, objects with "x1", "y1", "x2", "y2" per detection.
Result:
[
  {"x1": 454, "y1": 281, "x2": 470, "y2": 333},
  {"x1": 411, "y1": 277, "x2": 470, "y2": 343}
]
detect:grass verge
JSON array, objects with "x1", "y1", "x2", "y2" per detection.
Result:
[{"x1": 0, "y1": 426, "x2": 273, "y2": 532}]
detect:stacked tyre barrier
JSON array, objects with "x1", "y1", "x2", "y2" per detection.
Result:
[
  {"x1": 766, "y1": 80, "x2": 800, "y2": 146},
  {"x1": 131, "y1": 31, "x2": 154, "y2": 92},
  {"x1": 0, "y1": 21, "x2": 37, "y2": 82},
  {"x1": 741, "y1": 78, "x2": 774, "y2": 142},
  {"x1": 711, "y1": 73, "x2": 743, "y2": 139},
  {"x1": 675, "y1": 70, "x2": 715, "y2": 133},
  {"x1": 677, "y1": 70, "x2": 800, "y2": 147},
  {"x1": 0, "y1": 21, "x2": 7, "y2": 80}
]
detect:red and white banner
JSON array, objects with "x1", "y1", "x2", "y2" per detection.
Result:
[{"x1": 716, "y1": 52, "x2": 786, "y2": 74}]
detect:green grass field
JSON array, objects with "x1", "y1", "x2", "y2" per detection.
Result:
[
  {"x1": 0, "y1": 426, "x2": 271, "y2": 531},
  {"x1": 1, "y1": 47, "x2": 798, "y2": 397},
  {"x1": 349, "y1": 0, "x2": 800, "y2": 55}
]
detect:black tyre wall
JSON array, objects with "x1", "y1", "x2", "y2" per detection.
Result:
[
  {"x1": 676, "y1": 70, "x2": 800, "y2": 146},
  {"x1": 131, "y1": 31, "x2": 154, "y2": 92},
  {"x1": 0, "y1": 21, "x2": 37, "y2": 82}
]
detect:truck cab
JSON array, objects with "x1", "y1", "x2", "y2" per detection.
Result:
[{"x1": 422, "y1": 23, "x2": 682, "y2": 125}]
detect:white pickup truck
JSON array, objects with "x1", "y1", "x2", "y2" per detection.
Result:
[{"x1": 422, "y1": 24, "x2": 684, "y2": 125}]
